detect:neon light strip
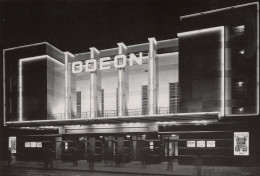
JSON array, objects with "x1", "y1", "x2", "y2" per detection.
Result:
[
  {"x1": 3, "y1": 51, "x2": 6, "y2": 125},
  {"x1": 180, "y1": 2, "x2": 258, "y2": 20},
  {"x1": 177, "y1": 26, "x2": 224, "y2": 37},
  {"x1": 19, "y1": 55, "x2": 64, "y2": 122},
  {"x1": 65, "y1": 53, "x2": 68, "y2": 119},
  {"x1": 19, "y1": 60, "x2": 22, "y2": 121},
  {"x1": 3, "y1": 42, "x2": 47, "y2": 51},
  {"x1": 156, "y1": 120, "x2": 218, "y2": 125},
  {"x1": 75, "y1": 38, "x2": 178, "y2": 61},
  {"x1": 178, "y1": 26, "x2": 225, "y2": 117},
  {"x1": 221, "y1": 27, "x2": 225, "y2": 117},
  {"x1": 257, "y1": 3, "x2": 259, "y2": 115},
  {"x1": 64, "y1": 52, "x2": 75, "y2": 119}
]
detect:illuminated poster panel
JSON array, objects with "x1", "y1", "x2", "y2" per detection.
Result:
[
  {"x1": 25, "y1": 142, "x2": 30, "y2": 148},
  {"x1": 197, "y1": 141, "x2": 205, "y2": 147},
  {"x1": 65, "y1": 142, "x2": 68, "y2": 150},
  {"x1": 187, "y1": 141, "x2": 196, "y2": 147},
  {"x1": 207, "y1": 141, "x2": 216, "y2": 147},
  {"x1": 30, "y1": 142, "x2": 37, "y2": 148},
  {"x1": 8, "y1": 137, "x2": 16, "y2": 153},
  {"x1": 234, "y1": 132, "x2": 249, "y2": 156},
  {"x1": 36, "y1": 142, "x2": 42, "y2": 148}
]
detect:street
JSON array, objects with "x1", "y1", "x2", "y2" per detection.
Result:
[{"x1": 1, "y1": 167, "x2": 160, "y2": 176}]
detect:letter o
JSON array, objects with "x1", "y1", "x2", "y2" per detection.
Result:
[
  {"x1": 114, "y1": 55, "x2": 126, "y2": 68},
  {"x1": 72, "y1": 61, "x2": 83, "y2": 74}
]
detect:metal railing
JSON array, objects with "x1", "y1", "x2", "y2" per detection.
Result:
[
  {"x1": 157, "y1": 107, "x2": 170, "y2": 114},
  {"x1": 13, "y1": 107, "x2": 174, "y2": 120}
]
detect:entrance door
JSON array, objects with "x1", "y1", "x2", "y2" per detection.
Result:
[
  {"x1": 104, "y1": 136, "x2": 115, "y2": 161},
  {"x1": 136, "y1": 140, "x2": 144, "y2": 161},
  {"x1": 163, "y1": 135, "x2": 179, "y2": 160},
  {"x1": 164, "y1": 141, "x2": 175, "y2": 157}
]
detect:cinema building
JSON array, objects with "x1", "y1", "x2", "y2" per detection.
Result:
[{"x1": 3, "y1": 3, "x2": 260, "y2": 166}]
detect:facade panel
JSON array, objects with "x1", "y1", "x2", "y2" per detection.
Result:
[{"x1": 178, "y1": 27, "x2": 224, "y2": 115}]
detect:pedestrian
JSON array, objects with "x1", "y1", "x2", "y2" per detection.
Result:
[
  {"x1": 43, "y1": 147, "x2": 49, "y2": 169},
  {"x1": 72, "y1": 148, "x2": 77, "y2": 166},
  {"x1": 195, "y1": 155, "x2": 203, "y2": 176},
  {"x1": 88, "y1": 151, "x2": 95, "y2": 171},
  {"x1": 140, "y1": 147, "x2": 146, "y2": 166},
  {"x1": 7, "y1": 148, "x2": 12, "y2": 167},
  {"x1": 47, "y1": 147, "x2": 53, "y2": 169},
  {"x1": 167, "y1": 155, "x2": 174, "y2": 171},
  {"x1": 115, "y1": 153, "x2": 121, "y2": 167},
  {"x1": 75, "y1": 145, "x2": 80, "y2": 166},
  {"x1": 144, "y1": 147, "x2": 149, "y2": 165}
]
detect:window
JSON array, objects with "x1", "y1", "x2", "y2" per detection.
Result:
[
  {"x1": 142, "y1": 85, "x2": 148, "y2": 115},
  {"x1": 169, "y1": 82, "x2": 179, "y2": 113},
  {"x1": 116, "y1": 87, "x2": 118, "y2": 115},
  {"x1": 101, "y1": 89, "x2": 104, "y2": 116},
  {"x1": 77, "y1": 91, "x2": 81, "y2": 117}
]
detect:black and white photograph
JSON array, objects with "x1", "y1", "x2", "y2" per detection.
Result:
[{"x1": 0, "y1": 0, "x2": 259, "y2": 175}]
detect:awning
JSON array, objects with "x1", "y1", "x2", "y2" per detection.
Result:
[{"x1": 6, "y1": 112, "x2": 219, "y2": 127}]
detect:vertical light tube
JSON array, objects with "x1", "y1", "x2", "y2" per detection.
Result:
[
  {"x1": 148, "y1": 38, "x2": 158, "y2": 115},
  {"x1": 3, "y1": 51, "x2": 6, "y2": 125},
  {"x1": 220, "y1": 27, "x2": 225, "y2": 117},
  {"x1": 256, "y1": 3, "x2": 259, "y2": 115},
  {"x1": 19, "y1": 60, "x2": 22, "y2": 121},
  {"x1": 64, "y1": 52, "x2": 69, "y2": 119},
  {"x1": 117, "y1": 43, "x2": 128, "y2": 116},
  {"x1": 89, "y1": 47, "x2": 100, "y2": 118}
]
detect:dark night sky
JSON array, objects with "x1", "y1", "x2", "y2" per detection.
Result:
[{"x1": 0, "y1": 0, "x2": 257, "y2": 125}]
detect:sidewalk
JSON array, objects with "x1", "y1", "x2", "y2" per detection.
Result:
[{"x1": 2, "y1": 160, "x2": 260, "y2": 176}]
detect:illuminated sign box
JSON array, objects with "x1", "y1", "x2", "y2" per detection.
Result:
[
  {"x1": 30, "y1": 142, "x2": 37, "y2": 148},
  {"x1": 207, "y1": 141, "x2": 215, "y2": 147},
  {"x1": 197, "y1": 141, "x2": 205, "y2": 147},
  {"x1": 187, "y1": 141, "x2": 196, "y2": 147},
  {"x1": 25, "y1": 142, "x2": 30, "y2": 148},
  {"x1": 234, "y1": 132, "x2": 249, "y2": 156},
  {"x1": 36, "y1": 142, "x2": 42, "y2": 148},
  {"x1": 9, "y1": 136, "x2": 17, "y2": 153}
]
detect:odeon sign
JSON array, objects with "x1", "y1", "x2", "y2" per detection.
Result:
[{"x1": 72, "y1": 52, "x2": 143, "y2": 74}]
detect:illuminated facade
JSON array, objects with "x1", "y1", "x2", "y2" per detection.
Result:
[{"x1": 3, "y1": 2, "x2": 260, "y2": 165}]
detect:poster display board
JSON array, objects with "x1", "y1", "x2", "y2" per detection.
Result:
[
  {"x1": 30, "y1": 142, "x2": 37, "y2": 148},
  {"x1": 36, "y1": 142, "x2": 42, "y2": 148},
  {"x1": 8, "y1": 137, "x2": 16, "y2": 153},
  {"x1": 207, "y1": 141, "x2": 216, "y2": 147},
  {"x1": 234, "y1": 132, "x2": 249, "y2": 156},
  {"x1": 197, "y1": 141, "x2": 205, "y2": 147},
  {"x1": 187, "y1": 141, "x2": 196, "y2": 147},
  {"x1": 65, "y1": 142, "x2": 68, "y2": 150},
  {"x1": 25, "y1": 142, "x2": 30, "y2": 148}
]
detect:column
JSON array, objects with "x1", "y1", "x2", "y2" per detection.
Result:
[
  {"x1": 64, "y1": 52, "x2": 75, "y2": 119},
  {"x1": 55, "y1": 137, "x2": 62, "y2": 160},
  {"x1": 56, "y1": 127, "x2": 65, "y2": 159},
  {"x1": 148, "y1": 38, "x2": 158, "y2": 115},
  {"x1": 89, "y1": 47, "x2": 101, "y2": 118},
  {"x1": 117, "y1": 43, "x2": 129, "y2": 116}
]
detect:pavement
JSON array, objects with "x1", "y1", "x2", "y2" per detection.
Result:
[{"x1": 1, "y1": 159, "x2": 260, "y2": 176}]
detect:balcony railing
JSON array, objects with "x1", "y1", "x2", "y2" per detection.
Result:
[{"x1": 12, "y1": 107, "x2": 176, "y2": 120}]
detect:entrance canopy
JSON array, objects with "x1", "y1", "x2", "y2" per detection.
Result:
[{"x1": 6, "y1": 112, "x2": 219, "y2": 127}]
